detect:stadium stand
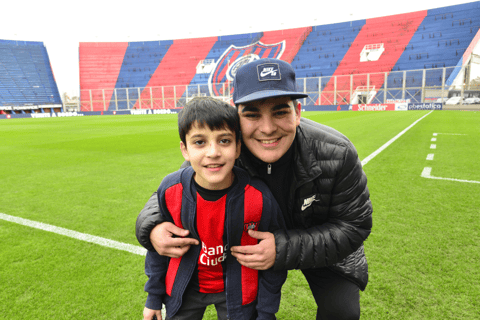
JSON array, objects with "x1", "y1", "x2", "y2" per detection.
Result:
[
  {"x1": 0, "y1": 40, "x2": 62, "y2": 114},
  {"x1": 318, "y1": 10, "x2": 428, "y2": 104},
  {"x1": 78, "y1": 1, "x2": 480, "y2": 110},
  {"x1": 79, "y1": 42, "x2": 129, "y2": 111}
]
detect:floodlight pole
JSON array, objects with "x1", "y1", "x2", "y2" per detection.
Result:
[
  {"x1": 102, "y1": 89, "x2": 106, "y2": 111},
  {"x1": 384, "y1": 72, "x2": 388, "y2": 104},
  {"x1": 138, "y1": 87, "x2": 142, "y2": 109},
  {"x1": 89, "y1": 90, "x2": 93, "y2": 112},
  {"x1": 350, "y1": 74, "x2": 353, "y2": 104},
  {"x1": 421, "y1": 69, "x2": 426, "y2": 103},
  {"x1": 114, "y1": 89, "x2": 118, "y2": 111},
  {"x1": 334, "y1": 76, "x2": 337, "y2": 105},
  {"x1": 150, "y1": 87, "x2": 153, "y2": 109},
  {"x1": 441, "y1": 67, "x2": 446, "y2": 102}
]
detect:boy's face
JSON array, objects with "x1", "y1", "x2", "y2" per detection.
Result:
[
  {"x1": 180, "y1": 121, "x2": 241, "y2": 190},
  {"x1": 237, "y1": 96, "x2": 301, "y2": 164}
]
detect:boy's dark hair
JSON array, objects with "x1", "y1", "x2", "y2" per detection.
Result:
[{"x1": 178, "y1": 97, "x2": 240, "y2": 145}]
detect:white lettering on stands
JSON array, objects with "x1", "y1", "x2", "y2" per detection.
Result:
[
  {"x1": 31, "y1": 112, "x2": 84, "y2": 119},
  {"x1": 57, "y1": 112, "x2": 84, "y2": 117},
  {"x1": 152, "y1": 109, "x2": 174, "y2": 114},
  {"x1": 131, "y1": 109, "x2": 174, "y2": 115},
  {"x1": 130, "y1": 110, "x2": 150, "y2": 115},
  {"x1": 31, "y1": 113, "x2": 51, "y2": 118},
  {"x1": 358, "y1": 104, "x2": 388, "y2": 111}
]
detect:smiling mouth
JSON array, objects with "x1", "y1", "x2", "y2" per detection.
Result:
[
  {"x1": 258, "y1": 138, "x2": 280, "y2": 144},
  {"x1": 205, "y1": 164, "x2": 223, "y2": 168}
]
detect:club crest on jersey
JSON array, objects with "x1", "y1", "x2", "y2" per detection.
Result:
[
  {"x1": 244, "y1": 221, "x2": 259, "y2": 232},
  {"x1": 208, "y1": 40, "x2": 285, "y2": 99}
]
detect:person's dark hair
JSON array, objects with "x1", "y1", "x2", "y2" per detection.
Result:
[
  {"x1": 178, "y1": 97, "x2": 240, "y2": 145},
  {"x1": 235, "y1": 98, "x2": 298, "y2": 108}
]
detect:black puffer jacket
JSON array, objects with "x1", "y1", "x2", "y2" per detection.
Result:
[
  {"x1": 237, "y1": 118, "x2": 372, "y2": 290},
  {"x1": 136, "y1": 118, "x2": 372, "y2": 290}
]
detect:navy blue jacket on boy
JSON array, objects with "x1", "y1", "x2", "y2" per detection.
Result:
[{"x1": 144, "y1": 166, "x2": 287, "y2": 320}]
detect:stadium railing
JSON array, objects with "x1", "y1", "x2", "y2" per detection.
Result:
[{"x1": 79, "y1": 64, "x2": 480, "y2": 111}]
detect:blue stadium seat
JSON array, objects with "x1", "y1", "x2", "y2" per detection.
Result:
[{"x1": 0, "y1": 40, "x2": 61, "y2": 108}]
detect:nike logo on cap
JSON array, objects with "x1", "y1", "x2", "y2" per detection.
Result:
[
  {"x1": 257, "y1": 63, "x2": 281, "y2": 81},
  {"x1": 260, "y1": 67, "x2": 278, "y2": 77}
]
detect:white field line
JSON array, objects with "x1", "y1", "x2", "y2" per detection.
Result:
[
  {"x1": 0, "y1": 212, "x2": 147, "y2": 256},
  {"x1": 433, "y1": 133, "x2": 467, "y2": 135},
  {"x1": 361, "y1": 111, "x2": 433, "y2": 166},
  {"x1": 421, "y1": 167, "x2": 480, "y2": 184}
]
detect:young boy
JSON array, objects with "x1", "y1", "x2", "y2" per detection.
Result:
[{"x1": 142, "y1": 97, "x2": 287, "y2": 320}]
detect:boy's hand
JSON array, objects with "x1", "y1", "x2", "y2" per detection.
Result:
[
  {"x1": 143, "y1": 307, "x2": 162, "y2": 320},
  {"x1": 151, "y1": 222, "x2": 199, "y2": 258},
  {"x1": 231, "y1": 230, "x2": 276, "y2": 270}
]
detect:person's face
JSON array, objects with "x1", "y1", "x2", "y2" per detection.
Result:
[
  {"x1": 238, "y1": 96, "x2": 301, "y2": 164},
  {"x1": 180, "y1": 121, "x2": 241, "y2": 190}
]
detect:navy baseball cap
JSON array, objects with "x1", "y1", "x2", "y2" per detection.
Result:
[{"x1": 232, "y1": 58, "x2": 309, "y2": 104}]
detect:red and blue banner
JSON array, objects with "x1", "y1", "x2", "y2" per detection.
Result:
[{"x1": 208, "y1": 41, "x2": 285, "y2": 99}]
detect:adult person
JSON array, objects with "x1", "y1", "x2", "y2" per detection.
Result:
[{"x1": 136, "y1": 58, "x2": 373, "y2": 319}]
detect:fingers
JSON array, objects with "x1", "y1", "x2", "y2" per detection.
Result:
[
  {"x1": 247, "y1": 229, "x2": 268, "y2": 240},
  {"x1": 143, "y1": 307, "x2": 161, "y2": 320},
  {"x1": 151, "y1": 222, "x2": 189, "y2": 238},
  {"x1": 231, "y1": 250, "x2": 271, "y2": 270},
  {"x1": 231, "y1": 245, "x2": 270, "y2": 270},
  {"x1": 162, "y1": 222, "x2": 191, "y2": 238},
  {"x1": 165, "y1": 236, "x2": 199, "y2": 247},
  {"x1": 150, "y1": 222, "x2": 199, "y2": 258},
  {"x1": 230, "y1": 231, "x2": 276, "y2": 270},
  {"x1": 155, "y1": 222, "x2": 199, "y2": 246},
  {"x1": 153, "y1": 243, "x2": 191, "y2": 258}
]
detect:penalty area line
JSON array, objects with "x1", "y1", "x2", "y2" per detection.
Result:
[
  {"x1": 421, "y1": 167, "x2": 480, "y2": 184},
  {"x1": 361, "y1": 110, "x2": 433, "y2": 166},
  {"x1": 0, "y1": 212, "x2": 147, "y2": 256}
]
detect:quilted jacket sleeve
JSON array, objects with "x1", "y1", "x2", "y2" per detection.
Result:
[
  {"x1": 273, "y1": 141, "x2": 373, "y2": 271},
  {"x1": 135, "y1": 191, "x2": 166, "y2": 252},
  {"x1": 136, "y1": 162, "x2": 190, "y2": 251}
]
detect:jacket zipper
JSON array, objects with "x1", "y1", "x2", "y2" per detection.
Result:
[{"x1": 267, "y1": 164, "x2": 271, "y2": 174}]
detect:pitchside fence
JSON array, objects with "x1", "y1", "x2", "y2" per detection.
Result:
[{"x1": 79, "y1": 65, "x2": 479, "y2": 111}]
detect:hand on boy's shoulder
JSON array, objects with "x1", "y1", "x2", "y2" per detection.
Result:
[
  {"x1": 151, "y1": 222, "x2": 199, "y2": 258},
  {"x1": 231, "y1": 230, "x2": 276, "y2": 270}
]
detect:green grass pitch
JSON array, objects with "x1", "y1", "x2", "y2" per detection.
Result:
[{"x1": 0, "y1": 110, "x2": 479, "y2": 319}]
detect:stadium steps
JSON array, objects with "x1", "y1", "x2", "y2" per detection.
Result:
[
  {"x1": 259, "y1": 27, "x2": 312, "y2": 63},
  {"x1": 107, "y1": 41, "x2": 173, "y2": 110},
  {"x1": 391, "y1": 3, "x2": 480, "y2": 74},
  {"x1": 318, "y1": 10, "x2": 427, "y2": 104},
  {"x1": 129, "y1": 36, "x2": 218, "y2": 109},
  {"x1": 0, "y1": 40, "x2": 61, "y2": 107},
  {"x1": 79, "y1": 42, "x2": 129, "y2": 111},
  {"x1": 294, "y1": 20, "x2": 366, "y2": 79}
]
